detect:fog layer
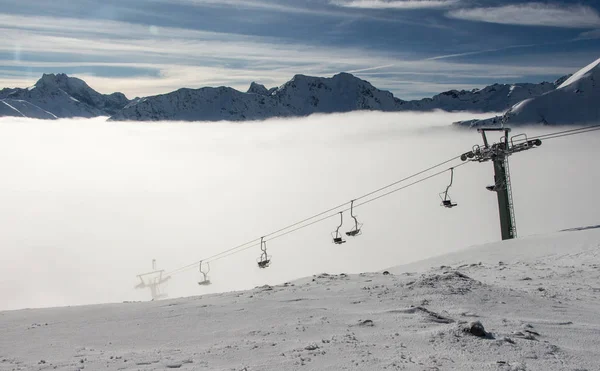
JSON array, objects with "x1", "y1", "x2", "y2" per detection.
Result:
[{"x1": 1, "y1": 112, "x2": 598, "y2": 311}]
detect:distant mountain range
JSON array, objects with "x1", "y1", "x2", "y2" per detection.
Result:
[{"x1": 1, "y1": 58, "x2": 598, "y2": 126}]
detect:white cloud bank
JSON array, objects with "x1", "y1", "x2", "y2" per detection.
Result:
[
  {"x1": 1, "y1": 112, "x2": 599, "y2": 310},
  {"x1": 331, "y1": 0, "x2": 458, "y2": 9},
  {"x1": 447, "y1": 3, "x2": 600, "y2": 28}
]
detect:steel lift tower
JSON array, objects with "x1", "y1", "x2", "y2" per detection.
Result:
[{"x1": 461, "y1": 128, "x2": 542, "y2": 240}]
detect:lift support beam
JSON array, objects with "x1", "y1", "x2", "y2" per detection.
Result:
[{"x1": 461, "y1": 128, "x2": 541, "y2": 240}]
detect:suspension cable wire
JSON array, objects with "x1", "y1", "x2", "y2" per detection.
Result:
[
  {"x1": 160, "y1": 124, "x2": 600, "y2": 276},
  {"x1": 511, "y1": 124, "x2": 600, "y2": 143},
  {"x1": 164, "y1": 154, "x2": 466, "y2": 275},
  {"x1": 165, "y1": 201, "x2": 356, "y2": 275},
  {"x1": 530, "y1": 124, "x2": 600, "y2": 139},
  {"x1": 206, "y1": 163, "x2": 466, "y2": 264},
  {"x1": 533, "y1": 126, "x2": 600, "y2": 141},
  {"x1": 352, "y1": 155, "x2": 463, "y2": 202},
  {"x1": 353, "y1": 161, "x2": 469, "y2": 210}
]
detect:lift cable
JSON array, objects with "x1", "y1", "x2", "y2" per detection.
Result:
[
  {"x1": 165, "y1": 154, "x2": 463, "y2": 275},
  {"x1": 511, "y1": 124, "x2": 600, "y2": 143},
  {"x1": 165, "y1": 161, "x2": 468, "y2": 275},
  {"x1": 159, "y1": 125, "x2": 600, "y2": 277}
]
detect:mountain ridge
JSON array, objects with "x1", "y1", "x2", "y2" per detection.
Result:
[
  {"x1": 108, "y1": 72, "x2": 568, "y2": 122},
  {"x1": 455, "y1": 57, "x2": 600, "y2": 127},
  {"x1": 0, "y1": 70, "x2": 581, "y2": 122}
]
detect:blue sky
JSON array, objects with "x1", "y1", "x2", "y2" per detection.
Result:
[{"x1": 1, "y1": 0, "x2": 599, "y2": 99}]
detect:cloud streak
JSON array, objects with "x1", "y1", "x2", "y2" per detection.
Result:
[
  {"x1": 447, "y1": 3, "x2": 600, "y2": 28},
  {"x1": 331, "y1": 0, "x2": 458, "y2": 9},
  {"x1": 0, "y1": 13, "x2": 584, "y2": 99}
]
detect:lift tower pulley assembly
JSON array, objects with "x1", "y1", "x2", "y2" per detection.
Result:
[{"x1": 460, "y1": 128, "x2": 542, "y2": 240}]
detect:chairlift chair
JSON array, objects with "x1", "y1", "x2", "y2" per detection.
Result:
[
  {"x1": 198, "y1": 261, "x2": 211, "y2": 286},
  {"x1": 345, "y1": 200, "x2": 362, "y2": 237},
  {"x1": 332, "y1": 212, "x2": 346, "y2": 244},
  {"x1": 257, "y1": 237, "x2": 271, "y2": 268},
  {"x1": 439, "y1": 168, "x2": 457, "y2": 208}
]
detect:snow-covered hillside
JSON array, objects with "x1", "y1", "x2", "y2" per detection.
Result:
[
  {"x1": 1, "y1": 227, "x2": 599, "y2": 370},
  {"x1": 400, "y1": 80, "x2": 559, "y2": 112},
  {"x1": 457, "y1": 58, "x2": 600, "y2": 127},
  {"x1": 0, "y1": 74, "x2": 129, "y2": 119},
  {"x1": 110, "y1": 72, "x2": 564, "y2": 122}
]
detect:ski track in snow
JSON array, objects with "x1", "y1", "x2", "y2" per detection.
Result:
[{"x1": 1, "y1": 228, "x2": 599, "y2": 370}]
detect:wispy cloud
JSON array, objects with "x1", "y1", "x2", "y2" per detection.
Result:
[
  {"x1": 331, "y1": 0, "x2": 458, "y2": 9},
  {"x1": 161, "y1": 0, "x2": 342, "y2": 16},
  {"x1": 0, "y1": 13, "x2": 583, "y2": 99},
  {"x1": 345, "y1": 64, "x2": 395, "y2": 73},
  {"x1": 426, "y1": 43, "x2": 543, "y2": 61},
  {"x1": 577, "y1": 29, "x2": 600, "y2": 40},
  {"x1": 447, "y1": 3, "x2": 600, "y2": 28}
]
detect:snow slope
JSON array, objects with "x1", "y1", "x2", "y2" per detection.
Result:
[
  {"x1": 1, "y1": 227, "x2": 599, "y2": 370},
  {"x1": 0, "y1": 74, "x2": 129, "y2": 119},
  {"x1": 457, "y1": 57, "x2": 600, "y2": 127}
]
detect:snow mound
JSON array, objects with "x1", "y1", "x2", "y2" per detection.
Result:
[{"x1": 1, "y1": 227, "x2": 599, "y2": 370}]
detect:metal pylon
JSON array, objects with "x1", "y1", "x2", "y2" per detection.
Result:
[
  {"x1": 503, "y1": 156, "x2": 517, "y2": 238},
  {"x1": 461, "y1": 128, "x2": 542, "y2": 241}
]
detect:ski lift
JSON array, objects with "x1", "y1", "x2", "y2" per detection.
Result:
[
  {"x1": 198, "y1": 261, "x2": 211, "y2": 286},
  {"x1": 332, "y1": 212, "x2": 346, "y2": 244},
  {"x1": 345, "y1": 200, "x2": 362, "y2": 237},
  {"x1": 439, "y1": 168, "x2": 457, "y2": 208},
  {"x1": 135, "y1": 259, "x2": 171, "y2": 300},
  {"x1": 257, "y1": 237, "x2": 271, "y2": 269},
  {"x1": 486, "y1": 178, "x2": 505, "y2": 192}
]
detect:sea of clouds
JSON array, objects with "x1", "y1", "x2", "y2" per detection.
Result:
[{"x1": 1, "y1": 111, "x2": 598, "y2": 310}]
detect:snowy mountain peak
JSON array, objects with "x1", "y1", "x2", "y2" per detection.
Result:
[
  {"x1": 35, "y1": 73, "x2": 93, "y2": 94},
  {"x1": 0, "y1": 73, "x2": 130, "y2": 119},
  {"x1": 247, "y1": 82, "x2": 270, "y2": 95}
]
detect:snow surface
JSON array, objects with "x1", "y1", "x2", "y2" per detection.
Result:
[{"x1": 1, "y1": 227, "x2": 599, "y2": 370}]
